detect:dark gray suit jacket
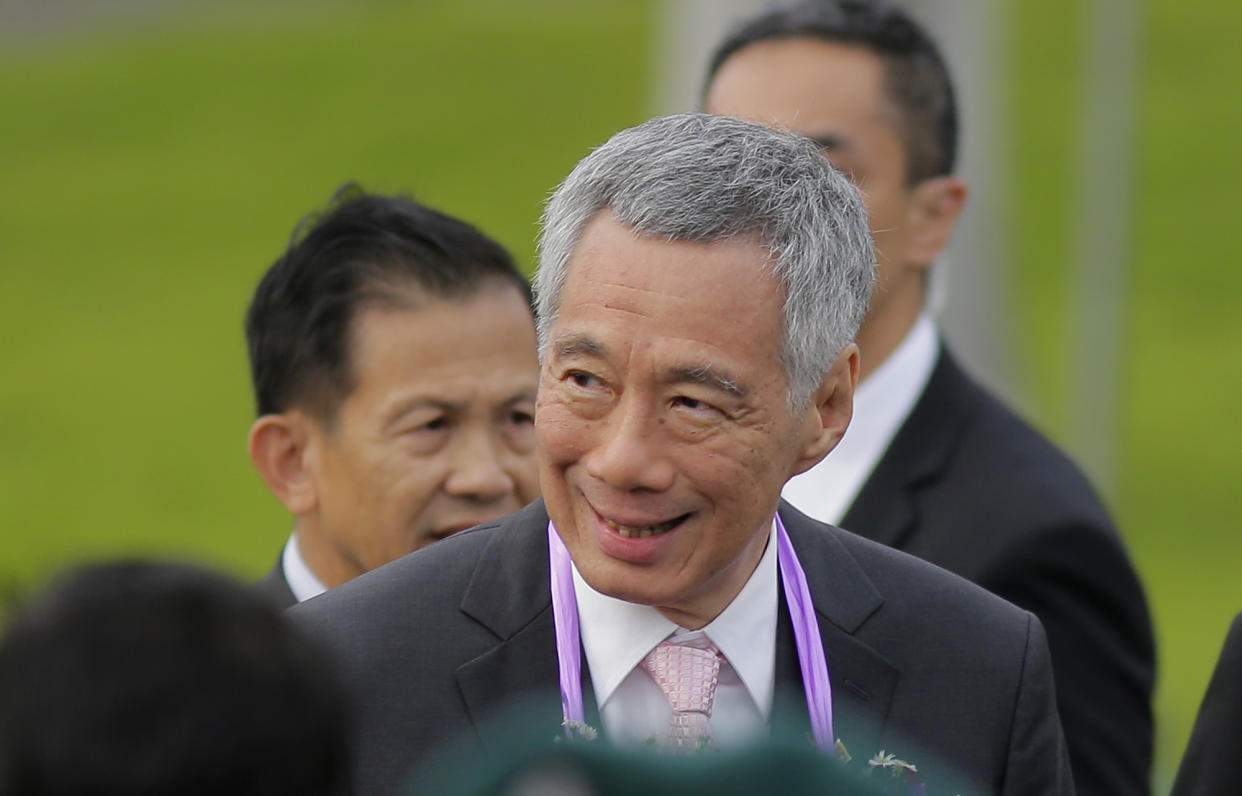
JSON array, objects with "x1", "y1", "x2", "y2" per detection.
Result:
[
  {"x1": 1171, "y1": 611, "x2": 1242, "y2": 795},
  {"x1": 293, "y1": 499, "x2": 1072, "y2": 796},
  {"x1": 253, "y1": 555, "x2": 297, "y2": 610},
  {"x1": 842, "y1": 347, "x2": 1154, "y2": 796}
]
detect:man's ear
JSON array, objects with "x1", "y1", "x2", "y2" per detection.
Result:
[
  {"x1": 791, "y1": 343, "x2": 860, "y2": 477},
  {"x1": 247, "y1": 413, "x2": 318, "y2": 515},
  {"x1": 903, "y1": 175, "x2": 967, "y2": 268}
]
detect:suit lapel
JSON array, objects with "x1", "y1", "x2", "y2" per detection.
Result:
[
  {"x1": 842, "y1": 347, "x2": 978, "y2": 550},
  {"x1": 777, "y1": 503, "x2": 899, "y2": 757},
  {"x1": 454, "y1": 501, "x2": 560, "y2": 750},
  {"x1": 453, "y1": 500, "x2": 601, "y2": 750}
]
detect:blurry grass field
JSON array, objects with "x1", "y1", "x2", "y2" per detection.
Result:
[
  {"x1": 1, "y1": 0, "x2": 1238, "y2": 790},
  {"x1": 0, "y1": 0, "x2": 652, "y2": 575},
  {"x1": 1012, "y1": 0, "x2": 1242, "y2": 788}
]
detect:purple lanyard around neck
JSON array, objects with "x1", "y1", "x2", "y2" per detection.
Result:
[{"x1": 547, "y1": 513, "x2": 835, "y2": 750}]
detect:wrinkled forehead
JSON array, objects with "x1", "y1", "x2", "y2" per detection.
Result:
[
  {"x1": 573, "y1": 210, "x2": 773, "y2": 281},
  {"x1": 553, "y1": 212, "x2": 785, "y2": 350},
  {"x1": 548, "y1": 212, "x2": 785, "y2": 344},
  {"x1": 569, "y1": 208, "x2": 776, "y2": 279}
]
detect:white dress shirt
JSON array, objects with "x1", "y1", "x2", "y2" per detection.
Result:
[
  {"x1": 782, "y1": 314, "x2": 940, "y2": 525},
  {"x1": 281, "y1": 532, "x2": 328, "y2": 604},
  {"x1": 573, "y1": 522, "x2": 779, "y2": 748}
]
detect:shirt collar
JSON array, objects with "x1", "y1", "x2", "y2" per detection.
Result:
[
  {"x1": 573, "y1": 520, "x2": 779, "y2": 717},
  {"x1": 781, "y1": 313, "x2": 939, "y2": 525},
  {"x1": 282, "y1": 532, "x2": 328, "y2": 604}
]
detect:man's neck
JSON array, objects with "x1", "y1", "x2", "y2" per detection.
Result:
[
  {"x1": 292, "y1": 521, "x2": 361, "y2": 590},
  {"x1": 855, "y1": 294, "x2": 925, "y2": 382},
  {"x1": 282, "y1": 532, "x2": 329, "y2": 603},
  {"x1": 854, "y1": 312, "x2": 924, "y2": 382}
]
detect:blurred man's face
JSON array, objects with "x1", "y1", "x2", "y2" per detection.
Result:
[
  {"x1": 705, "y1": 38, "x2": 921, "y2": 355},
  {"x1": 301, "y1": 286, "x2": 540, "y2": 587},
  {"x1": 535, "y1": 212, "x2": 822, "y2": 629}
]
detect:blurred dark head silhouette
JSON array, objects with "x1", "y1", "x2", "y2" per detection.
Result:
[{"x1": 0, "y1": 560, "x2": 349, "y2": 795}]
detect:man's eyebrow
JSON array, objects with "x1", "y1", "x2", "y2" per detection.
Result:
[
  {"x1": 381, "y1": 395, "x2": 461, "y2": 430},
  {"x1": 552, "y1": 335, "x2": 605, "y2": 359},
  {"x1": 670, "y1": 364, "x2": 745, "y2": 398},
  {"x1": 498, "y1": 388, "x2": 537, "y2": 407}
]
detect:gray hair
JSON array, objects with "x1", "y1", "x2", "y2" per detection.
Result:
[{"x1": 535, "y1": 113, "x2": 875, "y2": 411}]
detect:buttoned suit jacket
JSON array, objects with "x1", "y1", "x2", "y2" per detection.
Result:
[
  {"x1": 292, "y1": 498, "x2": 1072, "y2": 796},
  {"x1": 253, "y1": 555, "x2": 297, "y2": 610},
  {"x1": 1171, "y1": 610, "x2": 1242, "y2": 795},
  {"x1": 841, "y1": 346, "x2": 1154, "y2": 796}
]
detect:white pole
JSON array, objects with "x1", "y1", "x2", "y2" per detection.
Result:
[
  {"x1": 650, "y1": 0, "x2": 770, "y2": 115},
  {"x1": 1067, "y1": 0, "x2": 1139, "y2": 495}
]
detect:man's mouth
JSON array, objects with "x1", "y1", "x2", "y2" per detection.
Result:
[{"x1": 602, "y1": 515, "x2": 687, "y2": 539}]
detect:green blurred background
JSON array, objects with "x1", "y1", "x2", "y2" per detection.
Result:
[{"x1": 1, "y1": 1, "x2": 1238, "y2": 790}]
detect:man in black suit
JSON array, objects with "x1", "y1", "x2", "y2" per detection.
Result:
[
  {"x1": 245, "y1": 187, "x2": 541, "y2": 607},
  {"x1": 703, "y1": 3, "x2": 1155, "y2": 793},
  {"x1": 1172, "y1": 611, "x2": 1242, "y2": 795},
  {"x1": 293, "y1": 113, "x2": 1072, "y2": 796}
]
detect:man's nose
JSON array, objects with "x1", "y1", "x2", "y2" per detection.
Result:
[
  {"x1": 583, "y1": 398, "x2": 675, "y2": 492},
  {"x1": 443, "y1": 427, "x2": 518, "y2": 502}
]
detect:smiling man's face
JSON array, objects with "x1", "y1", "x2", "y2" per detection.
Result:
[{"x1": 536, "y1": 212, "x2": 823, "y2": 629}]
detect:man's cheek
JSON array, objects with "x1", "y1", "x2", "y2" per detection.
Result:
[{"x1": 536, "y1": 405, "x2": 594, "y2": 460}]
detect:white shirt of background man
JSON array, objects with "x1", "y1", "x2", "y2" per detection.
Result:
[{"x1": 783, "y1": 313, "x2": 939, "y2": 525}]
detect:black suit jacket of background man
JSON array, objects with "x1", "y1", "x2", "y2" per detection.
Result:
[
  {"x1": 253, "y1": 556, "x2": 297, "y2": 610},
  {"x1": 292, "y1": 499, "x2": 1073, "y2": 796},
  {"x1": 841, "y1": 346, "x2": 1155, "y2": 796},
  {"x1": 1172, "y1": 610, "x2": 1242, "y2": 795}
]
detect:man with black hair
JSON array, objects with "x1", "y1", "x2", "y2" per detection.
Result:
[
  {"x1": 704, "y1": 2, "x2": 1154, "y2": 793},
  {"x1": 246, "y1": 187, "x2": 540, "y2": 607},
  {"x1": 0, "y1": 560, "x2": 349, "y2": 795}
]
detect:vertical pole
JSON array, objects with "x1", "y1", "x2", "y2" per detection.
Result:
[
  {"x1": 1066, "y1": 0, "x2": 1139, "y2": 495},
  {"x1": 650, "y1": 0, "x2": 769, "y2": 115}
]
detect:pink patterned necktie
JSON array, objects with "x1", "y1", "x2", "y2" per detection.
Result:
[{"x1": 641, "y1": 637, "x2": 722, "y2": 750}]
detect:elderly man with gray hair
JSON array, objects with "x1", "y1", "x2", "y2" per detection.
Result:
[{"x1": 294, "y1": 114, "x2": 1072, "y2": 796}]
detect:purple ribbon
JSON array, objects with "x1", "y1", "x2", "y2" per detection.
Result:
[
  {"x1": 547, "y1": 513, "x2": 834, "y2": 750},
  {"x1": 548, "y1": 521, "x2": 584, "y2": 727},
  {"x1": 774, "y1": 512, "x2": 835, "y2": 749}
]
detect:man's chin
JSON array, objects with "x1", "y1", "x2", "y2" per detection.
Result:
[{"x1": 576, "y1": 559, "x2": 677, "y2": 607}]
